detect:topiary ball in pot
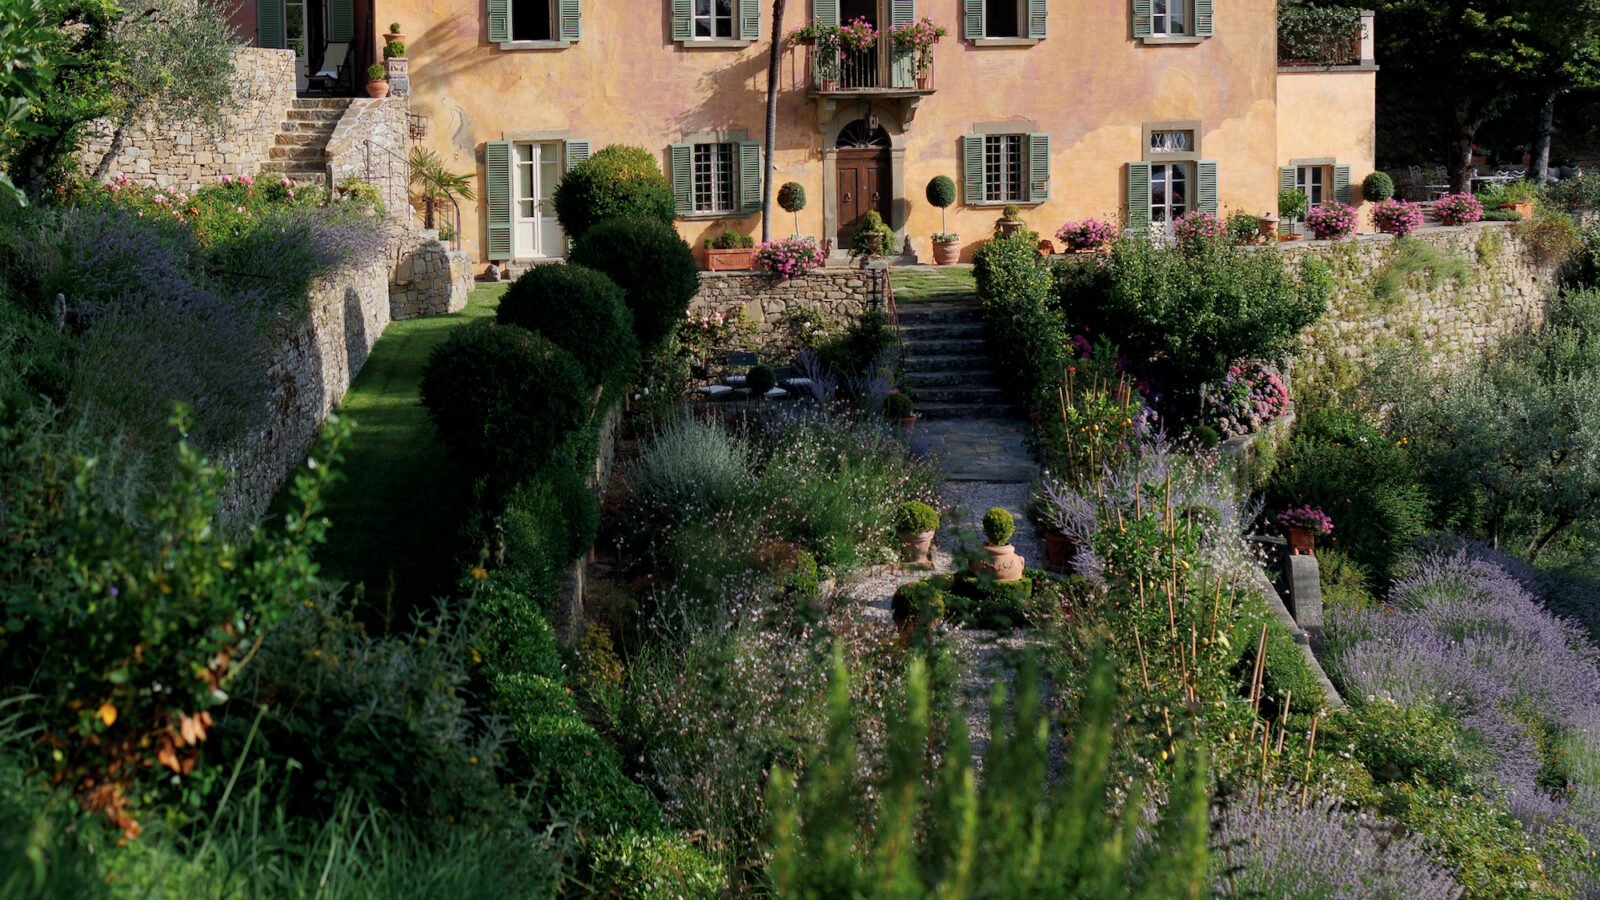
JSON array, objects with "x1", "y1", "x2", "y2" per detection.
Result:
[
  {"x1": 891, "y1": 579, "x2": 946, "y2": 626},
  {"x1": 894, "y1": 500, "x2": 939, "y2": 535},
  {"x1": 496, "y1": 263, "x2": 638, "y2": 386},
  {"x1": 971, "y1": 507, "x2": 1025, "y2": 581},
  {"x1": 926, "y1": 175, "x2": 956, "y2": 210},
  {"x1": 982, "y1": 507, "x2": 1016, "y2": 546},
  {"x1": 883, "y1": 392, "x2": 914, "y2": 419},
  {"x1": 746, "y1": 363, "x2": 777, "y2": 396},
  {"x1": 569, "y1": 217, "x2": 699, "y2": 352},
  {"x1": 1362, "y1": 171, "x2": 1395, "y2": 203},
  {"x1": 777, "y1": 181, "x2": 806, "y2": 213},
  {"x1": 551, "y1": 145, "x2": 676, "y2": 241}
]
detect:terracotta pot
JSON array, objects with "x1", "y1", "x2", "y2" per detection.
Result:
[
  {"x1": 1504, "y1": 202, "x2": 1534, "y2": 218},
  {"x1": 968, "y1": 543, "x2": 1025, "y2": 582},
  {"x1": 1043, "y1": 531, "x2": 1080, "y2": 570},
  {"x1": 704, "y1": 247, "x2": 756, "y2": 271},
  {"x1": 386, "y1": 31, "x2": 405, "y2": 43},
  {"x1": 366, "y1": 80, "x2": 390, "y2": 98},
  {"x1": 932, "y1": 239, "x2": 960, "y2": 265},
  {"x1": 862, "y1": 230, "x2": 883, "y2": 255},
  {"x1": 897, "y1": 416, "x2": 917, "y2": 437},
  {"x1": 1286, "y1": 526, "x2": 1315, "y2": 556},
  {"x1": 915, "y1": 71, "x2": 931, "y2": 90},
  {"x1": 898, "y1": 529, "x2": 935, "y2": 564},
  {"x1": 819, "y1": 77, "x2": 839, "y2": 91},
  {"x1": 997, "y1": 220, "x2": 1022, "y2": 237},
  {"x1": 1279, "y1": 232, "x2": 1303, "y2": 242},
  {"x1": 798, "y1": 36, "x2": 815, "y2": 45}
]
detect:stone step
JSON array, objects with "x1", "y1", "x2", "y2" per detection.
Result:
[
  {"x1": 917, "y1": 400, "x2": 1022, "y2": 420},
  {"x1": 899, "y1": 321, "x2": 985, "y2": 341},
  {"x1": 911, "y1": 384, "x2": 1008, "y2": 404},
  {"x1": 281, "y1": 121, "x2": 339, "y2": 136},
  {"x1": 258, "y1": 160, "x2": 327, "y2": 176},
  {"x1": 896, "y1": 305, "x2": 983, "y2": 325},
  {"x1": 293, "y1": 97, "x2": 353, "y2": 109},
  {"x1": 273, "y1": 133, "x2": 330, "y2": 150},
  {"x1": 903, "y1": 353, "x2": 992, "y2": 373},
  {"x1": 287, "y1": 108, "x2": 344, "y2": 122},
  {"x1": 903, "y1": 368, "x2": 1001, "y2": 388},
  {"x1": 901, "y1": 337, "x2": 987, "y2": 356},
  {"x1": 268, "y1": 146, "x2": 327, "y2": 161}
]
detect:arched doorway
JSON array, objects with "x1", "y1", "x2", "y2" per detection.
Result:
[{"x1": 834, "y1": 118, "x2": 892, "y2": 250}]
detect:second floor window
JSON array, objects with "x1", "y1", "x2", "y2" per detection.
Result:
[
  {"x1": 693, "y1": 143, "x2": 737, "y2": 213},
  {"x1": 1151, "y1": 0, "x2": 1186, "y2": 35},
  {"x1": 695, "y1": 0, "x2": 734, "y2": 38},
  {"x1": 511, "y1": 0, "x2": 550, "y2": 40}
]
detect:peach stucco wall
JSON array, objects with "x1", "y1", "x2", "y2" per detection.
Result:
[
  {"x1": 1276, "y1": 68, "x2": 1377, "y2": 231},
  {"x1": 380, "y1": 0, "x2": 1367, "y2": 264}
]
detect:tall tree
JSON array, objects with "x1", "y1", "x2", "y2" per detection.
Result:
[
  {"x1": 1518, "y1": 0, "x2": 1600, "y2": 182},
  {"x1": 0, "y1": 0, "x2": 59, "y2": 204},
  {"x1": 762, "y1": 0, "x2": 787, "y2": 244}
]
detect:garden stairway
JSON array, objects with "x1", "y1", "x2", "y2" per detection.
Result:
[
  {"x1": 898, "y1": 303, "x2": 1013, "y2": 420},
  {"x1": 258, "y1": 98, "x2": 351, "y2": 184}
]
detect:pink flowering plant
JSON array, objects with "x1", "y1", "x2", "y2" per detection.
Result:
[
  {"x1": 838, "y1": 17, "x2": 878, "y2": 54},
  {"x1": 1303, "y1": 200, "x2": 1358, "y2": 240},
  {"x1": 754, "y1": 237, "x2": 824, "y2": 280},
  {"x1": 1276, "y1": 504, "x2": 1333, "y2": 535},
  {"x1": 1055, "y1": 218, "x2": 1116, "y2": 252},
  {"x1": 1200, "y1": 360, "x2": 1289, "y2": 438},
  {"x1": 890, "y1": 17, "x2": 946, "y2": 71},
  {"x1": 1435, "y1": 191, "x2": 1483, "y2": 226},
  {"x1": 1371, "y1": 198, "x2": 1424, "y2": 236},
  {"x1": 680, "y1": 302, "x2": 754, "y2": 362},
  {"x1": 1173, "y1": 210, "x2": 1226, "y2": 245}
]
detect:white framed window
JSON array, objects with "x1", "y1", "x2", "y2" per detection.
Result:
[
  {"x1": 962, "y1": 0, "x2": 1048, "y2": 41},
  {"x1": 692, "y1": 142, "x2": 737, "y2": 213},
  {"x1": 510, "y1": 0, "x2": 551, "y2": 40},
  {"x1": 693, "y1": 0, "x2": 734, "y2": 38},
  {"x1": 984, "y1": 134, "x2": 1026, "y2": 202},
  {"x1": 1297, "y1": 166, "x2": 1326, "y2": 207},
  {"x1": 1151, "y1": 0, "x2": 1186, "y2": 35},
  {"x1": 1150, "y1": 163, "x2": 1189, "y2": 223},
  {"x1": 1134, "y1": 0, "x2": 1211, "y2": 40}
]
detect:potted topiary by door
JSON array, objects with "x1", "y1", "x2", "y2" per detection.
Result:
[
  {"x1": 894, "y1": 500, "x2": 939, "y2": 565},
  {"x1": 996, "y1": 204, "x2": 1024, "y2": 238},
  {"x1": 926, "y1": 175, "x2": 959, "y2": 264},
  {"x1": 1278, "y1": 189, "x2": 1307, "y2": 241},
  {"x1": 884, "y1": 392, "x2": 916, "y2": 436},
  {"x1": 365, "y1": 64, "x2": 389, "y2": 98},
  {"x1": 704, "y1": 230, "x2": 756, "y2": 270},
  {"x1": 851, "y1": 209, "x2": 894, "y2": 260},
  {"x1": 778, "y1": 181, "x2": 807, "y2": 238},
  {"x1": 968, "y1": 507, "x2": 1025, "y2": 582}
]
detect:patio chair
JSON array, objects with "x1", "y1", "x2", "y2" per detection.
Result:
[{"x1": 305, "y1": 41, "x2": 350, "y2": 95}]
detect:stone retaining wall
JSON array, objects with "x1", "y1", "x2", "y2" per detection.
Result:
[
  {"x1": 690, "y1": 268, "x2": 884, "y2": 362},
  {"x1": 79, "y1": 47, "x2": 297, "y2": 189},
  {"x1": 326, "y1": 99, "x2": 411, "y2": 220},
  {"x1": 391, "y1": 233, "x2": 474, "y2": 319},
  {"x1": 1285, "y1": 223, "x2": 1557, "y2": 382},
  {"x1": 215, "y1": 256, "x2": 391, "y2": 525}
]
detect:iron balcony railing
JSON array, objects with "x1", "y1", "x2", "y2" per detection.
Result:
[{"x1": 807, "y1": 37, "x2": 935, "y2": 93}]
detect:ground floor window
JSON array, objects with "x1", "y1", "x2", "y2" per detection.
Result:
[
  {"x1": 1297, "y1": 165, "x2": 1326, "y2": 207},
  {"x1": 692, "y1": 143, "x2": 738, "y2": 213},
  {"x1": 1151, "y1": 162, "x2": 1189, "y2": 223},
  {"x1": 984, "y1": 134, "x2": 1026, "y2": 203},
  {"x1": 514, "y1": 141, "x2": 564, "y2": 258}
]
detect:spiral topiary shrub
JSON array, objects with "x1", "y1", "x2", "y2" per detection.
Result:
[
  {"x1": 569, "y1": 217, "x2": 700, "y2": 351},
  {"x1": 1361, "y1": 171, "x2": 1394, "y2": 203},
  {"x1": 552, "y1": 145, "x2": 676, "y2": 240},
  {"x1": 982, "y1": 507, "x2": 1016, "y2": 545},
  {"x1": 496, "y1": 263, "x2": 638, "y2": 386},
  {"x1": 419, "y1": 322, "x2": 590, "y2": 476}
]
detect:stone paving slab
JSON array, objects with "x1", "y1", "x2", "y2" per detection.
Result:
[{"x1": 917, "y1": 418, "x2": 1038, "y2": 483}]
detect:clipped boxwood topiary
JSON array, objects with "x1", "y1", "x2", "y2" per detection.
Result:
[
  {"x1": 419, "y1": 322, "x2": 589, "y2": 476},
  {"x1": 926, "y1": 175, "x2": 956, "y2": 209},
  {"x1": 1361, "y1": 171, "x2": 1395, "y2": 203},
  {"x1": 569, "y1": 217, "x2": 700, "y2": 351},
  {"x1": 982, "y1": 507, "x2": 1015, "y2": 545},
  {"x1": 946, "y1": 570, "x2": 1034, "y2": 628},
  {"x1": 894, "y1": 500, "x2": 938, "y2": 534},
  {"x1": 850, "y1": 209, "x2": 895, "y2": 258},
  {"x1": 746, "y1": 363, "x2": 777, "y2": 396},
  {"x1": 496, "y1": 263, "x2": 638, "y2": 386},
  {"x1": 891, "y1": 579, "x2": 947, "y2": 626},
  {"x1": 552, "y1": 145, "x2": 676, "y2": 240},
  {"x1": 883, "y1": 392, "x2": 914, "y2": 419},
  {"x1": 777, "y1": 181, "x2": 806, "y2": 213}
]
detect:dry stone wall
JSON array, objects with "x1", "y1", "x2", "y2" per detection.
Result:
[
  {"x1": 326, "y1": 99, "x2": 411, "y2": 219},
  {"x1": 690, "y1": 269, "x2": 883, "y2": 362},
  {"x1": 78, "y1": 48, "x2": 297, "y2": 189},
  {"x1": 391, "y1": 233, "x2": 474, "y2": 319}
]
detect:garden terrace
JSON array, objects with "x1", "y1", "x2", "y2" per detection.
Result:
[{"x1": 1277, "y1": 6, "x2": 1372, "y2": 68}]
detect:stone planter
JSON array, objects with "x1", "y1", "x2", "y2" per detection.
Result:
[
  {"x1": 385, "y1": 56, "x2": 408, "y2": 79},
  {"x1": 968, "y1": 543, "x2": 1025, "y2": 582},
  {"x1": 365, "y1": 80, "x2": 390, "y2": 98},
  {"x1": 897, "y1": 529, "x2": 935, "y2": 565},
  {"x1": 704, "y1": 248, "x2": 756, "y2": 271},
  {"x1": 932, "y1": 239, "x2": 959, "y2": 265},
  {"x1": 1043, "y1": 531, "x2": 1080, "y2": 570},
  {"x1": 996, "y1": 220, "x2": 1022, "y2": 238}
]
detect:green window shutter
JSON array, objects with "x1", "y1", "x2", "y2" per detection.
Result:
[
  {"x1": 962, "y1": 135, "x2": 985, "y2": 204},
  {"x1": 1194, "y1": 0, "x2": 1213, "y2": 35},
  {"x1": 1028, "y1": 133, "x2": 1050, "y2": 202},
  {"x1": 1027, "y1": 0, "x2": 1048, "y2": 38},
  {"x1": 964, "y1": 0, "x2": 985, "y2": 40},
  {"x1": 739, "y1": 0, "x2": 761, "y2": 40},
  {"x1": 1333, "y1": 164, "x2": 1352, "y2": 205},
  {"x1": 487, "y1": 0, "x2": 509, "y2": 42},
  {"x1": 557, "y1": 0, "x2": 581, "y2": 40},
  {"x1": 1132, "y1": 0, "x2": 1151, "y2": 38},
  {"x1": 1127, "y1": 162, "x2": 1151, "y2": 230},
  {"x1": 671, "y1": 0, "x2": 692, "y2": 41},
  {"x1": 564, "y1": 139, "x2": 590, "y2": 172},
  {"x1": 486, "y1": 141, "x2": 513, "y2": 260},
  {"x1": 739, "y1": 141, "x2": 763, "y2": 214},
  {"x1": 669, "y1": 143, "x2": 693, "y2": 214},
  {"x1": 1196, "y1": 160, "x2": 1218, "y2": 215},
  {"x1": 1279, "y1": 166, "x2": 1296, "y2": 197},
  {"x1": 257, "y1": 0, "x2": 285, "y2": 48},
  {"x1": 328, "y1": 0, "x2": 353, "y2": 41},
  {"x1": 815, "y1": 0, "x2": 839, "y2": 26},
  {"x1": 891, "y1": 0, "x2": 915, "y2": 26}
]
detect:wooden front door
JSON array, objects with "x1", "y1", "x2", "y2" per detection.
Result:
[{"x1": 837, "y1": 148, "x2": 892, "y2": 250}]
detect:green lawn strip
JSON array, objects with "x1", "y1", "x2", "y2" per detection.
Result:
[
  {"x1": 308, "y1": 284, "x2": 505, "y2": 625},
  {"x1": 890, "y1": 265, "x2": 977, "y2": 302}
]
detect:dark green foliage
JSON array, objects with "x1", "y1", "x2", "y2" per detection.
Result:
[
  {"x1": 418, "y1": 322, "x2": 590, "y2": 477},
  {"x1": 1361, "y1": 171, "x2": 1395, "y2": 203},
  {"x1": 782, "y1": 548, "x2": 821, "y2": 600},
  {"x1": 584, "y1": 833, "x2": 724, "y2": 899},
  {"x1": 706, "y1": 229, "x2": 754, "y2": 249},
  {"x1": 893, "y1": 500, "x2": 938, "y2": 533},
  {"x1": 1266, "y1": 408, "x2": 1428, "y2": 582},
  {"x1": 1224, "y1": 212, "x2": 1261, "y2": 245},
  {"x1": 1278, "y1": 3, "x2": 1362, "y2": 65},
  {"x1": 495, "y1": 263, "x2": 637, "y2": 386},
  {"x1": 982, "y1": 507, "x2": 1015, "y2": 545},
  {"x1": 0, "y1": 301, "x2": 71, "y2": 423},
  {"x1": 946, "y1": 571, "x2": 1034, "y2": 628},
  {"x1": 551, "y1": 145, "x2": 676, "y2": 240},
  {"x1": 925, "y1": 175, "x2": 956, "y2": 209},
  {"x1": 1191, "y1": 424, "x2": 1220, "y2": 449},
  {"x1": 1561, "y1": 223, "x2": 1600, "y2": 289},
  {"x1": 890, "y1": 579, "x2": 947, "y2": 625},
  {"x1": 746, "y1": 363, "x2": 777, "y2": 395},
  {"x1": 1480, "y1": 208, "x2": 1524, "y2": 222},
  {"x1": 883, "y1": 392, "x2": 913, "y2": 419},
  {"x1": 1546, "y1": 172, "x2": 1600, "y2": 214},
  {"x1": 975, "y1": 234, "x2": 1067, "y2": 402},
  {"x1": 1316, "y1": 547, "x2": 1378, "y2": 610},
  {"x1": 777, "y1": 181, "x2": 806, "y2": 213},
  {"x1": 568, "y1": 217, "x2": 699, "y2": 351},
  {"x1": 1236, "y1": 616, "x2": 1325, "y2": 718},
  {"x1": 1378, "y1": 784, "x2": 1579, "y2": 900},
  {"x1": 849, "y1": 209, "x2": 894, "y2": 258},
  {"x1": 1335, "y1": 701, "x2": 1472, "y2": 787},
  {"x1": 814, "y1": 309, "x2": 896, "y2": 377},
  {"x1": 498, "y1": 469, "x2": 596, "y2": 612},
  {"x1": 471, "y1": 576, "x2": 563, "y2": 681}
]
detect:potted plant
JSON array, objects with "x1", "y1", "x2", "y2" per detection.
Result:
[
  {"x1": 790, "y1": 19, "x2": 842, "y2": 87},
  {"x1": 777, "y1": 181, "x2": 807, "y2": 237},
  {"x1": 386, "y1": 21, "x2": 404, "y2": 42},
  {"x1": 1435, "y1": 192, "x2": 1484, "y2": 226},
  {"x1": 704, "y1": 230, "x2": 756, "y2": 270},
  {"x1": 1371, "y1": 198, "x2": 1424, "y2": 236},
  {"x1": 1276, "y1": 505, "x2": 1332, "y2": 555},
  {"x1": 384, "y1": 39, "x2": 407, "y2": 79},
  {"x1": 365, "y1": 63, "x2": 389, "y2": 98},
  {"x1": 1304, "y1": 200, "x2": 1357, "y2": 240},
  {"x1": 925, "y1": 175, "x2": 958, "y2": 264},
  {"x1": 1174, "y1": 210, "x2": 1226, "y2": 246},
  {"x1": 1055, "y1": 218, "x2": 1116, "y2": 254},
  {"x1": 890, "y1": 16, "x2": 946, "y2": 89},
  {"x1": 1495, "y1": 180, "x2": 1539, "y2": 219},
  {"x1": 1256, "y1": 213, "x2": 1279, "y2": 240},
  {"x1": 1362, "y1": 171, "x2": 1394, "y2": 204},
  {"x1": 884, "y1": 391, "x2": 916, "y2": 435},
  {"x1": 1029, "y1": 475, "x2": 1082, "y2": 572},
  {"x1": 850, "y1": 209, "x2": 893, "y2": 260},
  {"x1": 1278, "y1": 188, "x2": 1308, "y2": 240},
  {"x1": 891, "y1": 579, "x2": 945, "y2": 628},
  {"x1": 996, "y1": 203, "x2": 1024, "y2": 238},
  {"x1": 894, "y1": 500, "x2": 939, "y2": 565},
  {"x1": 968, "y1": 507, "x2": 1025, "y2": 582},
  {"x1": 838, "y1": 16, "x2": 877, "y2": 55}
]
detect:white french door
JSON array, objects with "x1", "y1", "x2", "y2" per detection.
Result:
[
  {"x1": 514, "y1": 142, "x2": 565, "y2": 260},
  {"x1": 285, "y1": 0, "x2": 309, "y2": 90}
]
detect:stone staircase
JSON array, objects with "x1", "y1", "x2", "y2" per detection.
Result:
[
  {"x1": 258, "y1": 98, "x2": 350, "y2": 184},
  {"x1": 898, "y1": 303, "x2": 1015, "y2": 420}
]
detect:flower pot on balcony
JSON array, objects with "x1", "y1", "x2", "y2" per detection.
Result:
[
  {"x1": 915, "y1": 71, "x2": 931, "y2": 90},
  {"x1": 704, "y1": 247, "x2": 756, "y2": 271},
  {"x1": 932, "y1": 238, "x2": 959, "y2": 265},
  {"x1": 819, "y1": 76, "x2": 839, "y2": 91}
]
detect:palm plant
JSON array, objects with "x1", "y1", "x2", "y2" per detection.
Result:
[{"x1": 408, "y1": 147, "x2": 474, "y2": 230}]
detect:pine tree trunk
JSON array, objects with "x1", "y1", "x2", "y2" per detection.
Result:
[
  {"x1": 762, "y1": 0, "x2": 787, "y2": 244},
  {"x1": 1530, "y1": 90, "x2": 1557, "y2": 183}
]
